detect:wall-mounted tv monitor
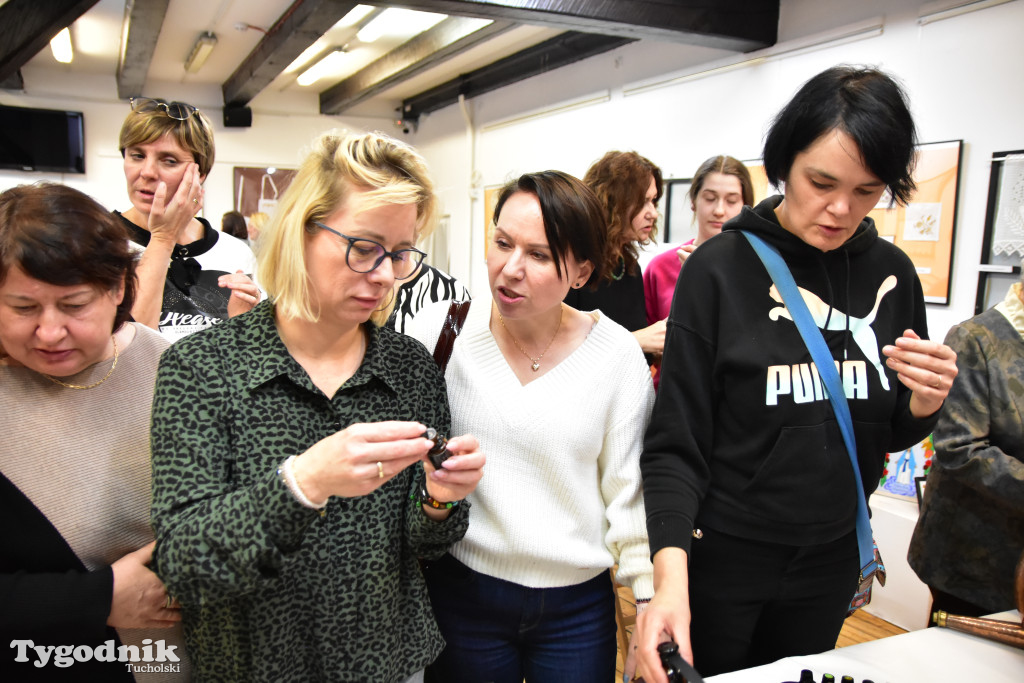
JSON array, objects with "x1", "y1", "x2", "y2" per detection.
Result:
[{"x1": 0, "y1": 104, "x2": 85, "y2": 174}]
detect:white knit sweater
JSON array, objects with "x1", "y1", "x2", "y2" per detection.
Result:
[{"x1": 408, "y1": 300, "x2": 656, "y2": 599}]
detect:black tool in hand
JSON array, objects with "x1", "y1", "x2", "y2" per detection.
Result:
[{"x1": 422, "y1": 428, "x2": 454, "y2": 470}]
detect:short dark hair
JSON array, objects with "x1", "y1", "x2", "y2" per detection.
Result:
[
  {"x1": 221, "y1": 210, "x2": 247, "y2": 240},
  {"x1": 583, "y1": 151, "x2": 663, "y2": 277},
  {"x1": 763, "y1": 65, "x2": 918, "y2": 205},
  {"x1": 0, "y1": 183, "x2": 138, "y2": 332},
  {"x1": 492, "y1": 171, "x2": 608, "y2": 286}
]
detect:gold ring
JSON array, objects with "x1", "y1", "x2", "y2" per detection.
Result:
[
  {"x1": 165, "y1": 595, "x2": 174, "y2": 609},
  {"x1": 192, "y1": 198, "x2": 199, "y2": 205},
  {"x1": 377, "y1": 461, "x2": 384, "y2": 479}
]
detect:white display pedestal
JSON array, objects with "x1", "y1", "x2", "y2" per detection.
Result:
[{"x1": 863, "y1": 493, "x2": 933, "y2": 631}]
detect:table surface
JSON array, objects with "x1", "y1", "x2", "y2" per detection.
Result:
[{"x1": 704, "y1": 611, "x2": 1023, "y2": 683}]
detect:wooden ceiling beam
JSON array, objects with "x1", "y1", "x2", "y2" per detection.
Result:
[
  {"x1": 401, "y1": 31, "x2": 633, "y2": 122},
  {"x1": 222, "y1": 0, "x2": 364, "y2": 107},
  {"x1": 0, "y1": 0, "x2": 100, "y2": 82},
  {"x1": 319, "y1": 17, "x2": 514, "y2": 115},
  {"x1": 116, "y1": 0, "x2": 171, "y2": 100},
  {"x1": 374, "y1": 0, "x2": 777, "y2": 52}
]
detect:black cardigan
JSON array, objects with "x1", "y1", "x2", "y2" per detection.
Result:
[{"x1": 0, "y1": 473, "x2": 134, "y2": 680}]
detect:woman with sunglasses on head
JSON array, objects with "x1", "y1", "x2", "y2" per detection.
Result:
[
  {"x1": 408, "y1": 171, "x2": 655, "y2": 682},
  {"x1": 0, "y1": 183, "x2": 188, "y2": 680},
  {"x1": 635, "y1": 66, "x2": 958, "y2": 680},
  {"x1": 116, "y1": 97, "x2": 258, "y2": 342},
  {"x1": 149, "y1": 130, "x2": 485, "y2": 683}
]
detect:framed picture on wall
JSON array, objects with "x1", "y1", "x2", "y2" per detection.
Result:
[
  {"x1": 877, "y1": 434, "x2": 934, "y2": 502},
  {"x1": 233, "y1": 166, "x2": 296, "y2": 218},
  {"x1": 867, "y1": 140, "x2": 963, "y2": 306},
  {"x1": 663, "y1": 178, "x2": 693, "y2": 244},
  {"x1": 742, "y1": 159, "x2": 771, "y2": 205},
  {"x1": 976, "y1": 149, "x2": 1024, "y2": 314}
]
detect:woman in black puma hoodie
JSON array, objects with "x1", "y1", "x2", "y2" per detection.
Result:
[{"x1": 634, "y1": 66, "x2": 960, "y2": 680}]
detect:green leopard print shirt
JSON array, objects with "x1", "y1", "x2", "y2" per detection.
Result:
[{"x1": 150, "y1": 300, "x2": 469, "y2": 682}]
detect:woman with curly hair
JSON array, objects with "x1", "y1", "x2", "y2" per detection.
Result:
[{"x1": 565, "y1": 150, "x2": 666, "y2": 358}]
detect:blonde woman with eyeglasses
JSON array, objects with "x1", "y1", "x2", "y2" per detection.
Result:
[
  {"x1": 149, "y1": 130, "x2": 485, "y2": 682},
  {"x1": 116, "y1": 97, "x2": 259, "y2": 342}
]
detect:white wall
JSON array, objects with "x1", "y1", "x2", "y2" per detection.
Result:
[{"x1": 409, "y1": 0, "x2": 1024, "y2": 343}]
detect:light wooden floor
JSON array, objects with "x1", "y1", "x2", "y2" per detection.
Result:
[{"x1": 613, "y1": 583, "x2": 906, "y2": 680}]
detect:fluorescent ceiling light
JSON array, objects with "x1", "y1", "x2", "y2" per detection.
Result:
[
  {"x1": 185, "y1": 32, "x2": 217, "y2": 74},
  {"x1": 50, "y1": 27, "x2": 73, "y2": 64},
  {"x1": 340, "y1": 4, "x2": 376, "y2": 27},
  {"x1": 356, "y1": 8, "x2": 447, "y2": 43},
  {"x1": 297, "y1": 49, "x2": 347, "y2": 86},
  {"x1": 284, "y1": 39, "x2": 328, "y2": 74}
]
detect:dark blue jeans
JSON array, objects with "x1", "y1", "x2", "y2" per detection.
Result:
[{"x1": 423, "y1": 553, "x2": 617, "y2": 683}]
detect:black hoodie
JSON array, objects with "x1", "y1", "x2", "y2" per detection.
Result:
[{"x1": 641, "y1": 195, "x2": 939, "y2": 556}]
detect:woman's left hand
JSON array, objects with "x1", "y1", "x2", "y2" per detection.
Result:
[
  {"x1": 219, "y1": 270, "x2": 260, "y2": 317},
  {"x1": 423, "y1": 433, "x2": 485, "y2": 508},
  {"x1": 882, "y1": 328, "x2": 958, "y2": 418}
]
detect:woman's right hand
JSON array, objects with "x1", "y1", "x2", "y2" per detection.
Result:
[
  {"x1": 635, "y1": 548, "x2": 693, "y2": 683},
  {"x1": 108, "y1": 541, "x2": 180, "y2": 629},
  {"x1": 147, "y1": 162, "x2": 203, "y2": 243},
  {"x1": 292, "y1": 421, "x2": 436, "y2": 504},
  {"x1": 675, "y1": 242, "x2": 697, "y2": 267},
  {"x1": 633, "y1": 319, "x2": 667, "y2": 355}
]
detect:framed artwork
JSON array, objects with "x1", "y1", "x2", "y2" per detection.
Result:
[
  {"x1": 877, "y1": 433, "x2": 934, "y2": 501},
  {"x1": 663, "y1": 178, "x2": 693, "y2": 244},
  {"x1": 867, "y1": 140, "x2": 963, "y2": 305},
  {"x1": 233, "y1": 166, "x2": 296, "y2": 218},
  {"x1": 742, "y1": 159, "x2": 771, "y2": 205},
  {"x1": 975, "y1": 150, "x2": 1024, "y2": 314}
]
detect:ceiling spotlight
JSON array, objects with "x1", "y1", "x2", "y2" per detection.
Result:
[
  {"x1": 185, "y1": 31, "x2": 218, "y2": 74},
  {"x1": 50, "y1": 27, "x2": 73, "y2": 64}
]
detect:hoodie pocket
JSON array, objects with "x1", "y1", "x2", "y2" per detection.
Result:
[{"x1": 742, "y1": 420, "x2": 858, "y2": 528}]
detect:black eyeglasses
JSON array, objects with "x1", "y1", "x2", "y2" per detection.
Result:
[
  {"x1": 314, "y1": 222, "x2": 426, "y2": 280},
  {"x1": 130, "y1": 97, "x2": 199, "y2": 121}
]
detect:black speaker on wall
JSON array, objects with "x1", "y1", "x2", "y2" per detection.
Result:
[{"x1": 223, "y1": 105, "x2": 252, "y2": 128}]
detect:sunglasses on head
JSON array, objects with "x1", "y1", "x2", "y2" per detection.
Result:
[{"x1": 130, "y1": 97, "x2": 199, "y2": 121}]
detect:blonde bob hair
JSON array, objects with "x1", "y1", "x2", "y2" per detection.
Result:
[
  {"x1": 258, "y1": 130, "x2": 437, "y2": 323},
  {"x1": 118, "y1": 101, "x2": 215, "y2": 178}
]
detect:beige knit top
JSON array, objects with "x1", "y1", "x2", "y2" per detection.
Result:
[{"x1": 0, "y1": 322, "x2": 189, "y2": 681}]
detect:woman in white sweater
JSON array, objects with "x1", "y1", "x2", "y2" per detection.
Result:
[{"x1": 408, "y1": 171, "x2": 654, "y2": 682}]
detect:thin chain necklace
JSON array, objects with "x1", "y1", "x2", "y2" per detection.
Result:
[
  {"x1": 498, "y1": 306, "x2": 563, "y2": 372},
  {"x1": 43, "y1": 336, "x2": 119, "y2": 390}
]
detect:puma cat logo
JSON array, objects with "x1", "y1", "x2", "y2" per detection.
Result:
[{"x1": 767, "y1": 276, "x2": 897, "y2": 390}]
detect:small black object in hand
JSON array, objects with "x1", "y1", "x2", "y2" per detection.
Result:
[
  {"x1": 657, "y1": 641, "x2": 689, "y2": 683},
  {"x1": 422, "y1": 428, "x2": 453, "y2": 470}
]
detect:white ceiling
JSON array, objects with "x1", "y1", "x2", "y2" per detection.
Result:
[
  {"x1": 7, "y1": 1, "x2": 779, "y2": 121},
  {"x1": 19, "y1": 0, "x2": 562, "y2": 118}
]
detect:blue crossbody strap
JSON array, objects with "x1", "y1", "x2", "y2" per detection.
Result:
[{"x1": 740, "y1": 231, "x2": 877, "y2": 579}]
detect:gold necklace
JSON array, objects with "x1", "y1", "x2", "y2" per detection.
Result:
[
  {"x1": 43, "y1": 336, "x2": 119, "y2": 390},
  {"x1": 498, "y1": 306, "x2": 562, "y2": 372}
]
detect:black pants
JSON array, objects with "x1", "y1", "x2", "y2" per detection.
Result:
[{"x1": 688, "y1": 528, "x2": 860, "y2": 677}]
